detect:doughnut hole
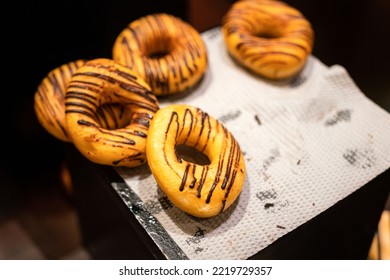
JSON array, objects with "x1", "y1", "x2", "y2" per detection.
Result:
[
  {"x1": 254, "y1": 24, "x2": 284, "y2": 40},
  {"x1": 175, "y1": 144, "x2": 211, "y2": 166},
  {"x1": 144, "y1": 37, "x2": 174, "y2": 60},
  {"x1": 148, "y1": 49, "x2": 171, "y2": 59},
  {"x1": 255, "y1": 29, "x2": 282, "y2": 39},
  {"x1": 95, "y1": 103, "x2": 132, "y2": 130}
]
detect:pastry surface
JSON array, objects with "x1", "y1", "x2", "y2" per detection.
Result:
[
  {"x1": 146, "y1": 104, "x2": 246, "y2": 218},
  {"x1": 113, "y1": 13, "x2": 208, "y2": 95},
  {"x1": 34, "y1": 60, "x2": 134, "y2": 142},
  {"x1": 65, "y1": 58, "x2": 159, "y2": 167},
  {"x1": 34, "y1": 60, "x2": 86, "y2": 142},
  {"x1": 222, "y1": 0, "x2": 314, "y2": 80}
]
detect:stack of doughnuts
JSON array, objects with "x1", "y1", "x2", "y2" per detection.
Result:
[
  {"x1": 64, "y1": 58, "x2": 160, "y2": 168},
  {"x1": 34, "y1": 14, "x2": 246, "y2": 218},
  {"x1": 34, "y1": 58, "x2": 160, "y2": 168},
  {"x1": 34, "y1": 2, "x2": 316, "y2": 217},
  {"x1": 34, "y1": 60, "x2": 135, "y2": 143}
]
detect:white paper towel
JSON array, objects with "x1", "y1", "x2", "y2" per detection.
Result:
[{"x1": 114, "y1": 27, "x2": 390, "y2": 260}]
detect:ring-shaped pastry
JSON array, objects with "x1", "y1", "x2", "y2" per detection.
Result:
[
  {"x1": 65, "y1": 58, "x2": 159, "y2": 167},
  {"x1": 34, "y1": 60, "x2": 133, "y2": 142},
  {"x1": 34, "y1": 60, "x2": 85, "y2": 142},
  {"x1": 222, "y1": 0, "x2": 314, "y2": 80},
  {"x1": 112, "y1": 13, "x2": 208, "y2": 96},
  {"x1": 146, "y1": 104, "x2": 246, "y2": 218}
]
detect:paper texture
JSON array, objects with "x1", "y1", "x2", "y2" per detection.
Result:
[{"x1": 114, "y1": 27, "x2": 390, "y2": 259}]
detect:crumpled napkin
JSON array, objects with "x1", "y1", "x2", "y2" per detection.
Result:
[{"x1": 114, "y1": 28, "x2": 390, "y2": 260}]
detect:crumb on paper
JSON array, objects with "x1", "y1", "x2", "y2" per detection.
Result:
[
  {"x1": 254, "y1": 114, "x2": 261, "y2": 125},
  {"x1": 264, "y1": 203, "x2": 274, "y2": 209}
]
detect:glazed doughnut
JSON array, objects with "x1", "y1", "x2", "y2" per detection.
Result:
[
  {"x1": 34, "y1": 60, "x2": 85, "y2": 142},
  {"x1": 146, "y1": 104, "x2": 246, "y2": 218},
  {"x1": 34, "y1": 60, "x2": 132, "y2": 142},
  {"x1": 222, "y1": 0, "x2": 314, "y2": 80},
  {"x1": 65, "y1": 58, "x2": 159, "y2": 168},
  {"x1": 112, "y1": 13, "x2": 208, "y2": 96}
]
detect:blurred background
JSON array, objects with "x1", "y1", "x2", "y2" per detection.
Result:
[{"x1": 1, "y1": 0, "x2": 389, "y2": 259}]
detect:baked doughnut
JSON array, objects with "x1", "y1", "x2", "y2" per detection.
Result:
[
  {"x1": 34, "y1": 60, "x2": 132, "y2": 142},
  {"x1": 112, "y1": 13, "x2": 208, "y2": 96},
  {"x1": 146, "y1": 104, "x2": 246, "y2": 218},
  {"x1": 34, "y1": 60, "x2": 85, "y2": 142},
  {"x1": 222, "y1": 0, "x2": 314, "y2": 80},
  {"x1": 65, "y1": 58, "x2": 159, "y2": 167}
]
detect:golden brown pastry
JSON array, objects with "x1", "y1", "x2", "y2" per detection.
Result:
[
  {"x1": 112, "y1": 13, "x2": 208, "y2": 96},
  {"x1": 65, "y1": 58, "x2": 159, "y2": 167},
  {"x1": 222, "y1": 0, "x2": 314, "y2": 80},
  {"x1": 34, "y1": 60, "x2": 85, "y2": 142},
  {"x1": 34, "y1": 60, "x2": 133, "y2": 142},
  {"x1": 146, "y1": 104, "x2": 246, "y2": 218}
]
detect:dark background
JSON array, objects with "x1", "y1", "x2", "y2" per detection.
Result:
[
  {"x1": 2, "y1": 0, "x2": 390, "y2": 217},
  {"x1": 2, "y1": 0, "x2": 189, "y2": 216}
]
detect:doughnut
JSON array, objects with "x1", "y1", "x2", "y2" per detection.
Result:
[
  {"x1": 65, "y1": 58, "x2": 160, "y2": 168},
  {"x1": 112, "y1": 13, "x2": 208, "y2": 96},
  {"x1": 146, "y1": 104, "x2": 246, "y2": 218},
  {"x1": 34, "y1": 60, "x2": 132, "y2": 142},
  {"x1": 222, "y1": 0, "x2": 314, "y2": 80},
  {"x1": 34, "y1": 60, "x2": 85, "y2": 142}
]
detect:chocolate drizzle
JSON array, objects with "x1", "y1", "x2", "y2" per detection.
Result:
[
  {"x1": 64, "y1": 58, "x2": 159, "y2": 167},
  {"x1": 113, "y1": 13, "x2": 208, "y2": 95},
  {"x1": 162, "y1": 107, "x2": 243, "y2": 214},
  {"x1": 222, "y1": 0, "x2": 314, "y2": 79},
  {"x1": 34, "y1": 60, "x2": 86, "y2": 141}
]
